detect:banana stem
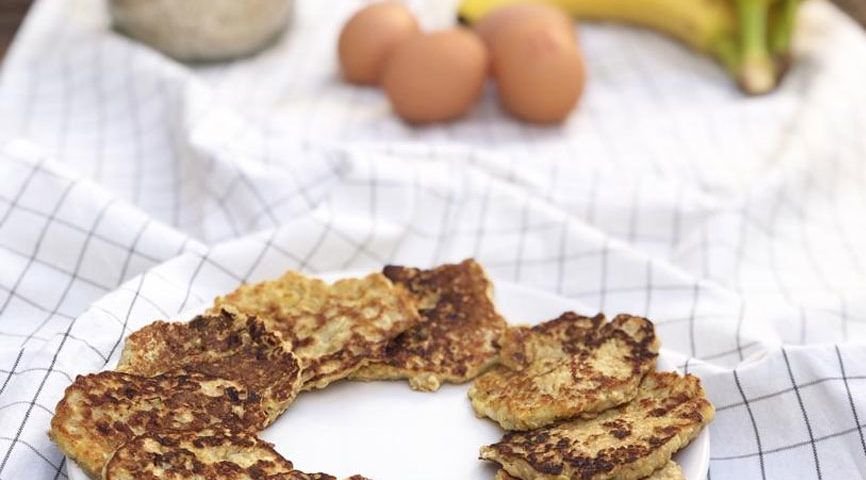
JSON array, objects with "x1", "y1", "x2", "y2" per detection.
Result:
[
  {"x1": 769, "y1": 0, "x2": 799, "y2": 71},
  {"x1": 735, "y1": 0, "x2": 777, "y2": 94},
  {"x1": 710, "y1": 34, "x2": 741, "y2": 77}
]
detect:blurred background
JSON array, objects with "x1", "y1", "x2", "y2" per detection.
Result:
[
  {"x1": 2, "y1": 0, "x2": 866, "y2": 59},
  {"x1": 3, "y1": 1, "x2": 866, "y2": 59}
]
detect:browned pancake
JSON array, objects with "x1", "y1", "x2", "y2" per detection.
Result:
[
  {"x1": 494, "y1": 460, "x2": 684, "y2": 480},
  {"x1": 644, "y1": 461, "x2": 686, "y2": 480},
  {"x1": 480, "y1": 372, "x2": 714, "y2": 480},
  {"x1": 116, "y1": 307, "x2": 302, "y2": 423},
  {"x1": 104, "y1": 430, "x2": 359, "y2": 480},
  {"x1": 49, "y1": 371, "x2": 269, "y2": 479},
  {"x1": 469, "y1": 312, "x2": 659, "y2": 430},
  {"x1": 212, "y1": 271, "x2": 421, "y2": 391},
  {"x1": 351, "y1": 259, "x2": 508, "y2": 391}
]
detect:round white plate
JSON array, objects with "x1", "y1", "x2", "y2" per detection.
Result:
[{"x1": 67, "y1": 278, "x2": 709, "y2": 480}]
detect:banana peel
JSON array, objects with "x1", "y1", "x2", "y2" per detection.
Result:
[{"x1": 457, "y1": 0, "x2": 800, "y2": 95}]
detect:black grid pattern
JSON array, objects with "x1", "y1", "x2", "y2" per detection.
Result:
[{"x1": 0, "y1": 0, "x2": 866, "y2": 479}]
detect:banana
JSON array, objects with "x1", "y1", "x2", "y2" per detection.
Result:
[
  {"x1": 458, "y1": 0, "x2": 735, "y2": 52},
  {"x1": 457, "y1": 0, "x2": 798, "y2": 94}
]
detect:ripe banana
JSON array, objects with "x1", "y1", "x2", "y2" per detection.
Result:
[{"x1": 457, "y1": 0, "x2": 799, "y2": 94}]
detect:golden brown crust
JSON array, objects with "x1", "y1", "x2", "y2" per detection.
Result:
[
  {"x1": 480, "y1": 372, "x2": 715, "y2": 480},
  {"x1": 117, "y1": 307, "x2": 302, "y2": 423},
  {"x1": 212, "y1": 272, "x2": 421, "y2": 391},
  {"x1": 49, "y1": 371, "x2": 270, "y2": 478},
  {"x1": 494, "y1": 460, "x2": 683, "y2": 480},
  {"x1": 351, "y1": 259, "x2": 508, "y2": 391},
  {"x1": 469, "y1": 312, "x2": 659, "y2": 430},
  {"x1": 643, "y1": 461, "x2": 685, "y2": 480},
  {"x1": 494, "y1": 470, "x2": 520, "y2": 480},
  {"x1": 104, "y1": 430, "x2": 342, "y2": 480}
]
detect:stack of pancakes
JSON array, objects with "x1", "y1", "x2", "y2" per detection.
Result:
[{"x1": 49, "y1": 259, "x2": 712, "y2": 480}]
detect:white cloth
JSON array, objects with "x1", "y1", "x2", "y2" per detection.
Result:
[{"x1": 1, "y1": 0, "x2": 866, "y2": 478}]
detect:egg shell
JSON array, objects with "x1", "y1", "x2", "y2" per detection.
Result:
[
  {"x1": 474, "y1": 2, "x2": 576, "y2": 48},
  {"x1": 382, "y1": 28, "x2": 489, "y2": 124},
  {"x1": 490, "y1": 18, "x2": 585, "y2": 124},
  {"x1": 338, "y1": 2, "x2": 420, "y2": 85}
]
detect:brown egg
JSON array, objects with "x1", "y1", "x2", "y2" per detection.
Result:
[
  {"x1": 338, "y1": 2, "x2": 420, "y2": 85},
  {"x1": 474, "y1": 2, "x2": 575, "y2": 48},
  {"x1": 489, "y1": 10, "x2": 586, "y2": 124},
  {"x1": 382, "y1": 28, "x2": 489, "y2": 124}
]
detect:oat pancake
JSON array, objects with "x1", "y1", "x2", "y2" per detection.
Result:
[
  {"x1": 480, "y1": 372, "x2": 714, "y2": 480},
  {"x1": 117, "y1": 307, "x2": 302, "y2": 422},
  {"x1": 104, "y1": 430, "x2": 360, "y2": 480},
  {"x1": 49, "y1": 371, "x2": 269, "y2": 479},
  {"x1": 469, "y1": 312, "x2": 658, "y2": 430},
  {"x1": 351, "y1": 259, "x2": 508, "y2": 391},
  {"x1": 643, "y1": 461, "x2": 686, "y2": 480},
  {"x1": 211, "y1": 271, "x2": 420, "y2": 391},
  {"x1": 494, "y1": 460, "x2": 684, "y2": 480}
]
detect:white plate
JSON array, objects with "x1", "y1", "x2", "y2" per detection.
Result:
[{"x1": 67, "y1": 277, "x2": 709, "y2": 480}]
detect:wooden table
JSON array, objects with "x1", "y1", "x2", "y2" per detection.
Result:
[
  {"x1": 0, "y1": 0, "x2": 31, "y2": 59},
  {"x1": 0, "y1": 0, "x2": 865, "y2": 60},
  {"x1": 834, "y1": 0, "x2": 866, "y2": 22}
]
